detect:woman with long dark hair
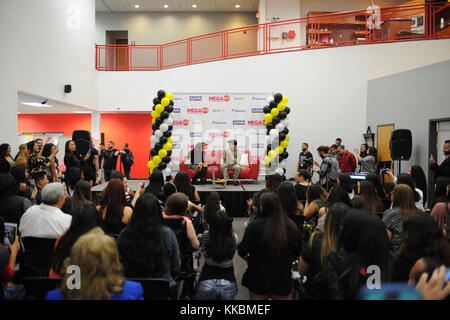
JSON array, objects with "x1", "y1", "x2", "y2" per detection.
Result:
[
  {"x1": 97, "y1": 178, "x2": 133, "y2": 235},
  {"x1": 396, "y1": 173, "x2": 423, "y2": 211},
  {"x1": 50, "y1": 202, "x2": 98, "y2": 278},
  {"x1": 303, "y1": 184, "x2": 327, "y2": 228},
  {"x1": 174, "y1": 171, "x2": 199, "y2": 202},
  {"x1": 66, "y1": 167, "x2": 84, "y2": 196},
  {"x1": 326, "y1": 210, "x2": 391, "y2": 299},
  {"x1": 317, "y1": 185, "x2": 351, "y2": 231},
  {"x1": 196, "y1": 210, "x2": 238, "y2": 300},
  {"x1": 247, "y1": 173, "x2": 283, "y2": 222},
  {"x1": 278, "y1": 182, "x2": 303, "y2": 219},
  {"x1": 409, "y1": 165, "x2": 427, "y2": 208},
  {"x1": 117, "y1": 193, "x2": 180, "y2": 283},
  {"x1": 62, "y1": 180, "x2": 93, "y2": 215},
  {"x1": 383, "y1": 184, "x2": 422, "y2": 256},
  {"x1": 238, "y1": 193, "x2": 300, "y2": 300},
  {"x1": 204, "y1": 191, "x2": 225, "y2": 226},
  {"x1": 358, "y1": 180, "x2": 383, "y2": 213},
  {"x1": 0, "y1": 143, "x2": 15, "y2": 174},
  {"x1": 393, "y1": 213, "x2": 450, "y2": 282},
  {"x1": 42, "y1": 143, "x2": 58, "y2": 182},
  {"x1": 299, "y1": 203, "x2": 350, "y2": 299},
  {"x1": 145, "y1": 168, "x2": 165, "y2": 202},
  {"x1": 10, "y1": 165, "x2": 31, "y2": 198},
  {"x1": 64, "y1": 140, "x2": 82, "y2": 187},
  {"x1": 28, "y1": 140, "x2": 46, "y2": 178}
]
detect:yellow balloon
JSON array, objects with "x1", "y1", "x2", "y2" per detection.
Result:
[
  {"x1": 153, "y1": 155, "x2": 162, "y2": 164},
  {"x1": 158, "y1": 149, "x2": 168, "y2": 158},
  {"x1": 277, "y1": 102, "x2": 286, "y2": 111},
  {"x1": 286, "y1": 134, "x2": 290, "y2": 141},
  {"x1": 271, "y1": 108, "x2": 280, "y2": 117},
  {"x1": 152, "y1": 110, "x2": 160, "y2": 119},
  {"x1": 155, "y1": 104, "x2": 164, "y2": 114},
  {"x1": 281, "y1": 140, "x2": 289, "y2": 149},
  {"x1": 149, "y1": 167, "x2": 154, "y2": 174},
  {"x1": 282, "y1": 96, "x2": 288, "y2": 104},
  {"x1": 278, "y1": 146, "x2": 284, "y2": 155},
  {"x1": 166, "y1": 92, "x2": 174, "y2": 100},
  {"x1": 168, "y1": 136, "x2": 173, "y2": 143},
  {"x1": 264, "y1": 155, "x2": 270, "y2": 163},
  {"x1": 268, "y1": 150, "x2": 276, "y2": 159},
  {"x1": 163, "y1": 142, "x2": 173, "y2": 151},
  {"x1": 147, "y1": 161, "x2": 153, "y2": 169},
  {"x1": 264, "y1": 113, "x2": 273, "y2": 123},
  {"x1": 152, "y1": 118, "x2": 155, "y2": 124},
  {"x1": 161, "y1": 97, "x2": 170, "y2": 107},
  {"x1": 265, "y1": 162, "x2": 271, "y2": 168}
]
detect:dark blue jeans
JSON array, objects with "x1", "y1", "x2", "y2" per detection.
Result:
[
  {"x1": 104, "y1": 169, "x2": 116, "y2": 182},
  {"x1": 195, "y1": 279, "x2": 237, "y2": 300}
]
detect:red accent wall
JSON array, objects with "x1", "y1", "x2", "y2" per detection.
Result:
[
  {"x1": 18, "y1": 113, "x2": 152, "y2": 179},
  {"x1": 17, "y1": 113, "x2": 91, "y2": 136},
  {"x1": 101, "y1": 113, "x2": 152, "y2": 179}
]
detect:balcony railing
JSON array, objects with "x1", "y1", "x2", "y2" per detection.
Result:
[{"x1": 96, "y1": 2, "x2": 450, "y2": 71}]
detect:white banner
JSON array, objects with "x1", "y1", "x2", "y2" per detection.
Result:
[{"x1": 169, "y1": 92, "x2": 272, "y2": 175}]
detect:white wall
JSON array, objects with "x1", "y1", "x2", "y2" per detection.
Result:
[
  {"x1": 300, "y1": 0, "x2": 406, "y2": 17},
  {"x1": 95, "y1": 12, "x2": 258, "y2": 45},
  {"x1": 0, "y1": 0, "x2": 97, "y2": 151},
  {"x1": 96, "y1": 39, "x2": 450, "y2": 178}
]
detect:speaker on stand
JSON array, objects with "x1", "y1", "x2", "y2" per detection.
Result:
[{"x1": 390, "y1": 129, "x2": 412, "y2": 174}]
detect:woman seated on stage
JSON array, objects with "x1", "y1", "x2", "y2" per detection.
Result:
[
  {"x1": 187, "y1": 142, "x2": 208, "y2": 185},
  {"x1": 97, "y1": 178, "x2": 133, "y2": 235}
]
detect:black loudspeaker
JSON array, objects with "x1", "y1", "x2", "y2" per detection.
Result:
[
  {"x1": 64, "y1": 85, "x2": 72, "y2": 93},
  {"x1": 390, "y1": 129, "x2": 412, "y2": 160},
  {"x1": 72, "y1": 130, "x2": 91, "y2": 157}
]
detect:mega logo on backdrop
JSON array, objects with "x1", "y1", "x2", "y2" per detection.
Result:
[
  {"x1": 187, "y1": 108, "x2": 203, "y2": 114},
  {"x1": 248, "y1": 120, "x2": 265, "y2": 126}
]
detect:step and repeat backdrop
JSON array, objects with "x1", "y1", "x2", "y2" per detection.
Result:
[{"x1": 169, "y1": 92, "x2": 271, "y2": 176}]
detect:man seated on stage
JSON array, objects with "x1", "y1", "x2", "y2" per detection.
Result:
[
  {"x1": 220, "y1": 139, "x2": 241, "y2": 185},
  {"x1": 188, "y1": 142, "x2": 208, "y2": 185}
]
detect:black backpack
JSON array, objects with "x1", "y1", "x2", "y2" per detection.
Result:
[{"x1": 123, "y1": 151, "x2": 134, "y2": 167}]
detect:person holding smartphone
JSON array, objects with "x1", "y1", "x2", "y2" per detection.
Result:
[{"x1": 0, "y1": 217, "x2": 20, "y2": 284}]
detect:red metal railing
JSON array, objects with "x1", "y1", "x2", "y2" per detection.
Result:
[{"x1": 95, "y1": 2, "x2": 450, "y2": 71}]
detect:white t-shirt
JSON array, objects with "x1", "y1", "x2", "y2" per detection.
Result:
[{"x1": 19, "y1": 204, "x2": 72, "y2": 239}]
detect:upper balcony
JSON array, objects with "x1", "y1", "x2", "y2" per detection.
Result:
[{"x1": 95, "y1": 2, "x2": 450, "y2": 71}]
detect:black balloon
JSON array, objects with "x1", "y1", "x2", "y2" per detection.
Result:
[
  {"x1": 150, "y1": 149, "x2": 158, "y2": 156},
  {"x1": 272, "y1": 117, "x2": 280, "y2": 126},
  {"x1": 167, "y1": 150, "x2": 172, "y2": 157},
  {"x1": 159, "y1": 163, "x2": 167, "y2": 170},
  {"x1": 279, "y1": 111, "x2": 287, "y2": 120},
  {"x1": 168, "y1": 125, "x2": 173, "y2": 131},
  {"x1": 283, "y1": 168, "x2": 287, "y2": 174},
  {"x1": 282, "y1": 128, "x2": 289, "y2": 135},
  {"x1": 169, "y1": 100, "x2": 174, "y2": 106},
  {"x1": 152, "y1": 105, "x2": 156, "y2": 111},
  {"x1": 155, "y1": 118, "x2": 163, "y2": 126},
  {"x1": 274, "y1": 92, "x2": 283, "y2": 103},
  {"x1": 285, "y1": 106, "x2": 290, "y2": 114},
  {"x1": 163, "y1": 157, "x2": 171, "y2": 164},
  {"x1": 154, "y1": 143, "x2": 162, "y2": 151},
  {"x1": 166, "y1": 106, "x2": 174, "y2": 113},
  {"x1": 269, "y1": 100, "x2": 277, "y2": 108},
  {"x1": 153, "y1": 98, "x2": 161, "y2": 105},
  {"x1": 263, "y1": 106, "x2": 271, "y2": 114},
  {"x1": 266, "y1": 122, "x2": 274, "y2": 131},
  {"x1": 152, "y1": 124, "x2": 158, "y2": 131},
  {"x1": 279, "y1": 133, "x2": 286, "y2": 141},
  {"x1": 282, "y1": 151, "x2": 289, "y2": 159},
  {"x1": 157, "y1": 90, "x2": 166, "y2": 99},
  {"x1": 160, "y1": 111, "x2": 169, "y2": 120},
  {"x1": 160, "y1": 137, "x2": 168, "y2": 145},
  {"x1": 163, "y1": 131, "x2": 172, "y2": 138},
  {"x1": 267, "y1": 144, "x2": 272, "y2": 153}
]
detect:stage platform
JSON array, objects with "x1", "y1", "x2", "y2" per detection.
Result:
[{"x1": 92, "y1": 179, "x2": 267, "y2": 217}]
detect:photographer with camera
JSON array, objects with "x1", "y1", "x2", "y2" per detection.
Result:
[
  {"x1": 313, "y1": 146, "x2": 339, "y2": 191},
  {"x1": 297, "y1": 143, "x2": 314, "y2": 171}
]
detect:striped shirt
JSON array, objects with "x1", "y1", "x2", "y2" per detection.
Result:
[
  {"x1": 382, "y1": 208, "x2": 404, "y2": 255},
  {"x1": 200, "y1": 230, "x2": 238, "y2": 268}
]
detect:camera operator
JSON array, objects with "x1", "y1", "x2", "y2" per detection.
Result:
[
  {"x1": 313, "y1": 145, "x2": 339, "y2": 191},
  {"x1": 298, "y1": 143, "x2": 314, "y2": 171}
]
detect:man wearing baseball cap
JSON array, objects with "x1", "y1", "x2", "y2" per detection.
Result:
[{"x1": 220, "y1": 140, "x2": 241, "y2": 184}]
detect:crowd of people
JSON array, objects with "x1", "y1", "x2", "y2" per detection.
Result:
[{"x1": 0, "y1": 138, "x2": 449, "y2": 300}]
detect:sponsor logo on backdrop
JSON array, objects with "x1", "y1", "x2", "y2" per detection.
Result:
[
  {"x1": 171, "y1": 156, "x2": 182, "y2": 162},
  {"x1": 232, "y1": 108, "x2": 247, "y2": 113},
  {"x1": 183, "y1": 119, "x2": 189, "y2": 126},
  {"x1": 212, "y1": 121, "x2": 228, "y2": 125},
  {"x1": 209, "y1": 95, "x2": 230, "y2": 102},
  {"x1": 189, "y1": 96, "x2": 202, "y2": 101},
  {"x1": 251, "y1": 108, "x2": 264, "y2": 113},
  {"x1": 255, "y1": 131, "x2": 267, "y2": 136},
  {"x1": 252, "y1": 96, "x2": 267, "y2": 101},
  {"x1": 190, "y1": 132, "x2": 202, "y2": 137},
  {"x1": 173, "y1": 144, "x2": 181, "y2": 149},
  {"x1": 173, "y1": 119, "x2": 190, "y2": 126},
  {"x1": 248, "y1": 120, "x2": 265, "y2": 126},
  {"x1": 187, "y1": 108, "x2": 203, "y2": 114},
  {"x1": 173, "y1": 97, "x2": 183, "y2": 101},
  {"x1": 233, "y1": 120, "x2": 246, "y2": 126},
  {"x1": 211, "y1": 108, "x2": 225, "y2": 113},
  {"x1": 173, "y1": 107, "x2": 181, "y2": 113},
  {"x1": 252, "y1": 143, "x2": 265, "y2": 149},
  {"x1": 233, "y1": 96, "x2": 247, "y2": 101},
  {"x1": 202, "y1": 107, "x2": 209, "y2": 114},
  {"x1": 209, "y1": 131, "x2": 230, "y2": 138}
]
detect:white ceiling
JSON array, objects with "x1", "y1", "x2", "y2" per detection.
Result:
[
  {"x1": 96, "y1": 0, "x2": 259, "y2": 12},
  {"x1": 17, "y1": 92, "x2": 94, "y2": 114}
]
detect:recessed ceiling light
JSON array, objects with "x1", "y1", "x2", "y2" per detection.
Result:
[
  {"x1": 235, "y1": 4, "x2": 241, "y2": 8},
  {"x1": 134, "y1": 4, "x2": 140, "y2": 8},
  {"x1": 164, "y1": 4, "x2": 168, "y2": 8},
  {"x1": 192, "y1": 4, "x2": 197, "y2": 8},
  {"x1": 22, "y1": 102, "x2": 52, "y2": 108}
]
